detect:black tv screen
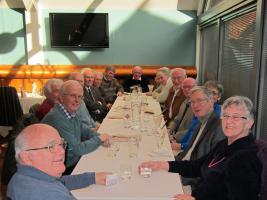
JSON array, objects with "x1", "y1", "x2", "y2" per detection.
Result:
[{"x1": 49, "y1": 13, "x2": 109, "y2": 48}]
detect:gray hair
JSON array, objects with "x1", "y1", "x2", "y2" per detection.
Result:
[
  {"x1": 157, "y1": 67, "x2": 171, "y2": 77},
  {"x1": 43, "y1": 79, "x2": 63, "y2": 97},
  {"x1": 221, "y1": 96, "x2": 254, "y2": 120},
  {"x1": 59, "y1": 80, "x2": 82, "y2": 97},
  {"x1": 204, "y1": 80, "x2": 224, "y2": 99},
  {"x1": 81, "y1": 67, "x2": 93, "y2": 74},
  {"x1": 170, "y1": 68, "x2": 187, "y2": 78},
  {"x1": 189, "y1": 86, "x2": 213, "y2": 101},
  {"x1": 15, "y1": 128, "x2": 29, "y2": 163},
  {"x1": 105, "y1": 66, "x2": 115, "y2": 72}
]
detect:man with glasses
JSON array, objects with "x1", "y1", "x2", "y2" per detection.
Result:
[
  {"x1": 123, "y1": 65, "x2": 149, "y2": 93},
  {"x1": 42, "y1": 80, "x2": 110, "y2": 174},
  {"x1": 7, "y1": 124, "x2": 110, "y2": 200},
  {"x1": 163, "y1": 68, "x2": 187, "y2": 125},
  {"x1": 175, "y1": 86, "x2": 225, "y2": 190}
]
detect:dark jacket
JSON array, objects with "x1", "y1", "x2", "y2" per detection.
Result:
[
  {"x1": 169, "y1": 134, "x2": 261, "y2": 200},
  {"x1": 123, "y1": 76, "x2": 149, "y2": 93}
]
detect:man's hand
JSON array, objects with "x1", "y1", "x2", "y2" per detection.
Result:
[
  {"x1": 171, "y1": 141, "x2": 181, "y2": 151},
  {"x1": 117, "y1": 91, "x2": 123, "y2": 96},
  {"x1": 95, "y1": 172, "x2": 110, "y2": 185},
  {"x1": 99, "y1": 133, "x2": 110, "y2": 147}
]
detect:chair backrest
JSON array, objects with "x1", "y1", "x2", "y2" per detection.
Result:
[
  {"x1": 0, "y1": 86, "x2": 23, "y2": 126},
  {"x1": 255, "y1": 139, "x2": 267, "y2": 200}
]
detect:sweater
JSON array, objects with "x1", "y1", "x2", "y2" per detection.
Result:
[
  {"x1": 42, "y1": 104, "x2": 102, "y2": 167},
  {"x1": 7, "y1": 165, "x2": 96, "y2": 200}
]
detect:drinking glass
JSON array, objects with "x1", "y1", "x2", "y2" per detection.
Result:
[
  {"x1": 120, "y1": 163, "x2": 132, "y2": 180},
  {"x1": 148, "y1": 84, "x2": 154, "y2": 93},
  {"x1": 153, "y1": 129, "x2": 165, "y2": 151}
]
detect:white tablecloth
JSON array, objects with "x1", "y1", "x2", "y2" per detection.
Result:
[
  {"x1": 19, "y1": 96, "x2": 45, "y2": 113},
  {"x1": 72, "y1": 95, "x2": 184, "y2": 200}
]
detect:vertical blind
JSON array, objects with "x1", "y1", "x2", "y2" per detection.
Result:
[
  {"x1": 200, "y1": 23, "x2": 219, "y2": 83},
  {"x1": 220, "y1": 11, "x2": 256, "y2": 101}
]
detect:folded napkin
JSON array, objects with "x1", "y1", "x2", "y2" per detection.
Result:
[{"x1": 108, "y1": 114, "x2": 124, "y2": 119}]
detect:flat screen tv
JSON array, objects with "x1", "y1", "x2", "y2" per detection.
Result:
[{"x1": 49, "y1": 13, "x2": 109, "y2": 48}]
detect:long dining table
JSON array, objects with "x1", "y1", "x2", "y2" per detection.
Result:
[{"x1": 72, "y1": 95, "x2": 184, "y2": 200}]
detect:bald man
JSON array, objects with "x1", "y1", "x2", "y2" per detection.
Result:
[
  {"x1": 123, "y1": 66, "x2": 149, "y2": 93},
  {"x1": 42, "y1": 80, "x2": 110, "y2": 173},
  {"x1": 7, "y1": 124, "x2": 109, "y2": 200}
]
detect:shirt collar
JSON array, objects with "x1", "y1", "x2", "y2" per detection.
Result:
[{"x1": 58, "y1": 103, "x2": 76, "y2": 119}]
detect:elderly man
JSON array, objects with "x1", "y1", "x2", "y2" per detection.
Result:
[
  {"x1": 100, "y1": 66, "x2": 124, "y2": 104},
  {"x1": 42, "y1": 80, "x2": 110, "y2": 173},
  {"x1": 123, "y1": 66, "x2": 149, "y2": 93},
  {"x1": 175, "y1": 86, "x2": 224, "y2": 162},
  {"x1": 82, "y1": 68, "x2": 109, "y2": 122},
  {"x1": 35, "y1": 78, "x2": 63, "y2": 120},
  {"x1": 7, "y1": 124, "x2": 109, "y2": 200},
  {"x1": 164, "y1": 68, "x2": 187, "y2": 125},
  {"x1": 93, "y1": 71, "x2": 104, "y2": 88},
  {"x1": 68, "y1": 72, "x2": 98, "y2": 130},
  {"x1": 168, "y1": 77, "x2": 197, "y2": 140}
]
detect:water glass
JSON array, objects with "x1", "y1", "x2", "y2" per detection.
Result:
[
  {"x1": 120, "y1": 163, "x2": 132, "y2": 180},
  {"x1": 123, "y1": 109, "x2": 131, "y2": 128},
  {"x1": 140, "y1": 167, "x2": 152, "y2": 178}
]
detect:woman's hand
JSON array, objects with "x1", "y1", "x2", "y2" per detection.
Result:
[
  {"x1": 173, "y1": 194, "x2": 195, "y2": 200},
  {"x1": 138, "y1": 161, "x2": 169, "y2": 174}
]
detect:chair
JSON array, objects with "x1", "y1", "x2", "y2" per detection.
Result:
[
  {"x1": 255, "y1": 139, "x2": 267, "y2": 200},
  {"x1": 0, "y1": 86, "x2": 23, "y2": 127}
]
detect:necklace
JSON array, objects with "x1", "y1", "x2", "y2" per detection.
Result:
[{"x1": 208, "y1": 157, "x2": 225, "y2": 168}]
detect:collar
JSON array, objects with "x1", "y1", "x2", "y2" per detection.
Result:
[
  {"x1": 133, "y1": 77, "x2": 141, "y2": 81},
  {"x1": 16, "y1": 164, "x2": 59, "y2": 183},
  {"x1": 58, "y1": 103, "x2": 76, "y2": 119}
]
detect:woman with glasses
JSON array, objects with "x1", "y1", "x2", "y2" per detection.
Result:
[{"x1": 139, "y1": 96, "x2": 261, "y2": 200}]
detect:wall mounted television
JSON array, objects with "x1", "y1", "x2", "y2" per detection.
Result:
[{"x1": 49, "y1": 13, "x2": 109, "y2": 48}]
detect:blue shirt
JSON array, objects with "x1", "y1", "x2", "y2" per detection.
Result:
[{"x1": 7, "y1": 165, "x2": 95, "y2": 200}]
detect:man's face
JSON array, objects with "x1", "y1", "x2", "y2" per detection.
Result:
[
  {"x1": 171, "y1": 71, "x2": 185, "y2": 89},
  {"x1": 72, "y1": 74, "x2": 84, "y2": 87},
  {"x1": 93, "y1": 74, "x2": 103, "y2": 88},
  {"x1": 105, "y1": 70, "x2": 115, "y2": 81},
  {"x1": 25, "y1": 129, "x2": 66, "y2": 177},
  {"x1": 190, "y1": 90, "x2": 214, "y2": 118},
  {"x1": 132, "y1": 67, "x2": 142, "y2": 80},
  {"x1": 221, "y1": 104, "x2": 254, "y2": 142},
  {"x1": 182, "y1": 79, "x2": 196, "y2": 98},
  {"x1": 83, "y1": 70, "x2": 95, "y2": 87},
  {"x1": 47, "y1": 84, "x2": 61, "y2": 104},
  {"x1": 61, "y1": 83, "x2": 83, "y2": 113}
]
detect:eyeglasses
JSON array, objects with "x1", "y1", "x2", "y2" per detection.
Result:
[
  {"x1": 63, "y1": 93, "x2": 84, "y2": 100},
  {"x1": 221, "y1": 114, "x2": 247, "y2": 122},
  {"x1": 24, "y1": 139, "x2": 67, "y2": 153},
  {"x1": 189, "y1": 98, "x2": 208, "y2": 106}
]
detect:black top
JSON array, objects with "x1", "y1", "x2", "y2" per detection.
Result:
[
  {"x1": 123, "y1": 76, "x2": 149, "y2": 93},
  {"x1": 169, "y1": 134, "x2": 262, "y2": 200}
]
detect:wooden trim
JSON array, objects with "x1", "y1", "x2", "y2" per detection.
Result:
[{"x1": 0, "y1": 65, "x2": 197, "y2": 79}]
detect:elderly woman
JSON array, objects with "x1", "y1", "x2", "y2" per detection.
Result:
[
  {"x1": 152, "y1": 67, "x2": 173, "y2": 104},
  {"x1": 139, "y1": 96, "x2": 261, "y2": 200}
]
